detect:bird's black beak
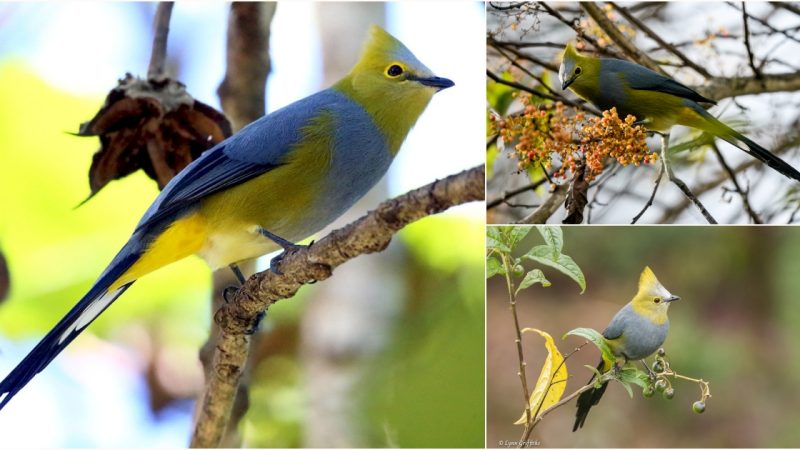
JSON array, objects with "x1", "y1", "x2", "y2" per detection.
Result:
[
  {"x1": 561, "y1": 75, "x2": 576, "y2": 91},
  {"x1": 663, "y1": 295, "x2": 680, "y2": 303},
  {"x1": 410, "y1": 75, "x2": 455, "y2": 91}
]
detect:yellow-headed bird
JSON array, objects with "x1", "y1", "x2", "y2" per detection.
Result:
[
  {"x1": 559, "y1": 42, "x2": 800, "y2": 181},
  {"x1": 573, "y1": 266, "x2": 679, "y2": 431},
  {"x1": 0, "y1": 26, "x2": 454, "y2": 410}
]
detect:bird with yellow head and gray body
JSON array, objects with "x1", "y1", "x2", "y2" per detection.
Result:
[
  {"x1": 573, "y1": 266, "x2": 679, "y2": 431},
  {"x1": 0, "y1": 25, "x2": 454, "y2": 411},
  {"x1": 559, "y1": 42, "x2": 800, "y2": 182}
]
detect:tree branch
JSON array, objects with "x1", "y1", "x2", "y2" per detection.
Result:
[
  {"x1": 698, "y1": 71, "x2": 800, "y2": 99},
  {"x1": 217, "y1": 3, "x2": 276, "y2": 130},
  {"x1": 581, "y1": 2, "x2": 666, "y2": 74},
  {"x1": 610, "y1": 2, "x2": 713, "y2": 79},
  {"x1": 147, "y1": 2, "x2": 174, "y2": 80},
  {"x1": 190, "y1": 165, "x2": 485, "y2": 447},
  {"x1": 194, "y1": 3, "x2": 277, "y2": 448},
  {"x1": 517, "y1": 184, "x2": 569, "y2": 224}
]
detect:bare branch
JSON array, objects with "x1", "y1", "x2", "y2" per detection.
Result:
[
  {"x1": 698, "y1": 71, "x2": 800, "y2": 100},
  {"x1": 631, "y1": 159, "x2": 665, "y2": 223},
  {"x1": 660, "y1": 133, "x2": 718, "y2": 224},
  {"x1": 147, "y1": 2, "x2": 174, "y2": 80},
  {"x1": 710, "y1": 142, "x2": 763, "y2": 223},
  {"x1": 581, "y1": 2, "x2": 666, "y2": 74},
  {"x1": 741, "y1": 2, "x2": 764, "y2": 81},
  {"x1": 610, "y1": 2, "x2": 713, "y2": 79},
  {"x1": 517, "y1": 184, "x2": 569, "y2": 224}
]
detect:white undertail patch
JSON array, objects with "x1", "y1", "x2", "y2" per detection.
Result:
[{"x1": 58, "y1": 288, "x2": 124, "y2": 345}]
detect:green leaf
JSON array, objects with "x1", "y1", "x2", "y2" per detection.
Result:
[
  {"x1": 515, "y1": 269, "x2": 550, "y2": 294},
  {"x1": 617, "y1": 379, "x2": 634, "y2": 398},
  {"x1": 564, "y1": 328, "x2": 615, "y2": 365},
  {"x1": 523, "y1": 246, "x2": 586, "y2": 293},
  {"x1": 487, "y1": 227, "x2": 511, "y2": 253},
  {"x1": 486, "y1": 257, "x2": 504, "y2": 279},
  {"x1": 618, "y1": 366, "x2": 651, "y2": 390},
  {"x1": 505, "y1": 226, "x2": 532, "y2": 248},
  {"x1": 535, "y1": 225, "x2": 563, "y2": 254}
]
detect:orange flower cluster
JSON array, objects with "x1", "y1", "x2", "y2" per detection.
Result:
[{"x1": 491, "y1": 99, "x2": 654, "y2": 181}]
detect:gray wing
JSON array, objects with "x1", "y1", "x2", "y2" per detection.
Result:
[
  {"x1": 601, "y1": 304, "x2": 630, "y2": 340},
  {"x1": 134, "y1": 89, "x2": 346, "y2": 234},
  {"x1": 602, "y1": 58, "x2": 716, "y2": 104}
]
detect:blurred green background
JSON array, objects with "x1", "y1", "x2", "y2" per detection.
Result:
[
  {"x1": 0, "y1": 2, "x2": 485, "y2": 447},
  {"x1": 487, "y1": 226, "x2": 800, "y2": 447}
]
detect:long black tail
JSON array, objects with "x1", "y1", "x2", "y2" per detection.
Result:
[
  {"x1": 689, "y1": 103, "x2": 800, "y2": 181},
  {"x1": 721, "y1": 131, "x2": 800, "y2": 182},
  {"x1": 573, "y1": 359, "x2": 609, "y2": 431},
  {"x1": 0, "y1": 250, "x2": 141, "y2": 410}
]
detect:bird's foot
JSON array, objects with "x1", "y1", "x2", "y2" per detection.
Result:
[
  {"x1": 641, "y1": 360, "x2": 657, "y2": 381},
  {"x1": 245, "y1": 311, "x2": 266, "y2": 335},
  {"x1": 223, "y1": 285, "x2": 239, "y2": 303},
  {"x1": 257, "y1": 227, "x2": 306, "y2": 275}
]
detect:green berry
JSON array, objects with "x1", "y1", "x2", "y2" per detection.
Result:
[
  {"x1": 657, "y1": 348, "x2": 666, "y2": 357},
  {"x1": 643, "y1": 386, "x2": 654, "y2": 398},
  {"x1": 663, "y1": 388, "x2": 675, "y2": 400},
  {"x1": 652, "y1": 361, "x2": 664, "y2": 373},
  {"x1": 692, "y1": 401, "x2": 706, "y2": 414},
  {"x1": 655, "y1": 379, "x2": 667, "y2": 392},
  {"x1": 512, "y1": 265, "x2": 524, "y2": 277}
]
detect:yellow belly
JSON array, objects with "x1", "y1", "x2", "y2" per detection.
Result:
[{"x1": 110, "y1": 213, "x2": 208, "y2": 290}]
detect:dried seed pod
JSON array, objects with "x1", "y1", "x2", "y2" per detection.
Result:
[{"x1": 76, "y1": 74, "x2": 232, "y2": 200}]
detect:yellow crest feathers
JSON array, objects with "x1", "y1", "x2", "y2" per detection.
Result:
[
  {"x1": 564, "y1": 41, "x2": 580, "y2": 60},
  {"x1": 638, "y1": 266, "x2": 659, "y2": 291}
]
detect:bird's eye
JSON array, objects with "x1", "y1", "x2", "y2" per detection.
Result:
[
  {"x1": 575, "y1": 67, "x2": 582, "y2": 75},
  {"x1": 386, "y1": 64, "x2": 404, "y2": 77},
  {"x1": 654, "y1": 297, "x2": 662, "y2": 303}
]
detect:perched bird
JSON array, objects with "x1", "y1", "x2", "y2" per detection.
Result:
[
  {"x1": 573, "y1": 266, "x2": 679, "y2": 431},
  {"x1": 0, "y1": 25, "x2": 453, "y2": 410},
  {"x1": 559, "y1": 42, "x2": 800, "y2": 181}
]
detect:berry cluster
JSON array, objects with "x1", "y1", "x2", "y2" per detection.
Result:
[{"x1": 492, "y1": 98, "x2": 654, "y2": 182}]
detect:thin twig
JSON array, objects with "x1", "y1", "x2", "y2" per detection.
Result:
[
  {"x1": 741, "y1": 2, "x2": 764, "y2": 81},
  {"x1": 610, "y1": 2, "x2": 713, "y2": 79},
  {"x1": 537, "y1": 2, "x2": 623, "y2": 59},
  {"x1": 727, "y1": 2, "x2": 800, "y2": 44},
  {"x1": 581, "y1": 2, "x2": 665, "y2": 74},
  {"x1": 487, "y1": 69, "x2": 564, "y2": 103},
  {"x1": 147, "y1": 2, "x2": 174, "y2": 80},
  {"x1": 517, "y1": 184, "x2": 569, "y2": 224},
  {"x1": 503, "y1": 253, "x2": 534, "y2": 442},
  {"x1": 488, "y1": 178, "x2": 551, "y2": 209},
  {"x1": 660, "y1": 133, "x2": 718, "y2": 224},
  {"x1": 710, "y1": 143, "x2": 763, "y2": 223},
  {"x1": 631, "y1": 158, "x2": 666, "y2": 223}
]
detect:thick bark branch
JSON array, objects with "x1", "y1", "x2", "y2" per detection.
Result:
[
  {"x1": 698, "y1": 72, "x2": 800, "y2": 99},
  {"x1": 190, "y1": 165, "x2": 485, "y2": 447}
]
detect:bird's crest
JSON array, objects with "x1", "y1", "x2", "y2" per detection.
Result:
[
  {"x1": 563, "y1": 41, "x2": 580, "y2": 61},
  {"x1": 638, "y1": 266, "x2": 660, "y2": 293}
]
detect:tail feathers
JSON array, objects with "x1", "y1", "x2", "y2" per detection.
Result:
[
  {"x1": 721, "y1": 131, "x2": 800, "y2": 182},
  {"x1": 573, "y1": 359, "x2": 609, "y2": 432},
  {"x1": 0, "y1": 251, "x2": 140, "y2": 410},
  {"x1": 688, "y1": 104, "x2": 800, "y2": 181}
]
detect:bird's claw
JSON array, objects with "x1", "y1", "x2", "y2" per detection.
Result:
[
  {"x1": 223, "y1": 285, "x2": 239, "y2": 303},
  {"x1": 245, "y1": 311, "x2": 266, "y2": 335},
  {"x1": 268, "y1": 243, "x2": 307, "y2": 275}
]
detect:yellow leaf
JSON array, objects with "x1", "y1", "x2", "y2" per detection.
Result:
[{"x1": 514, "y1": 328, "x2": 568, "y2": 425}]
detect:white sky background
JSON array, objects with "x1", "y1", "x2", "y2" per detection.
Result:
[
  {"x1": 489, "y1": 2, "x2": 800, "y2": 224},
  {"x1": 0, "y1": 2, "x2": 485, "y2": 446}
]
